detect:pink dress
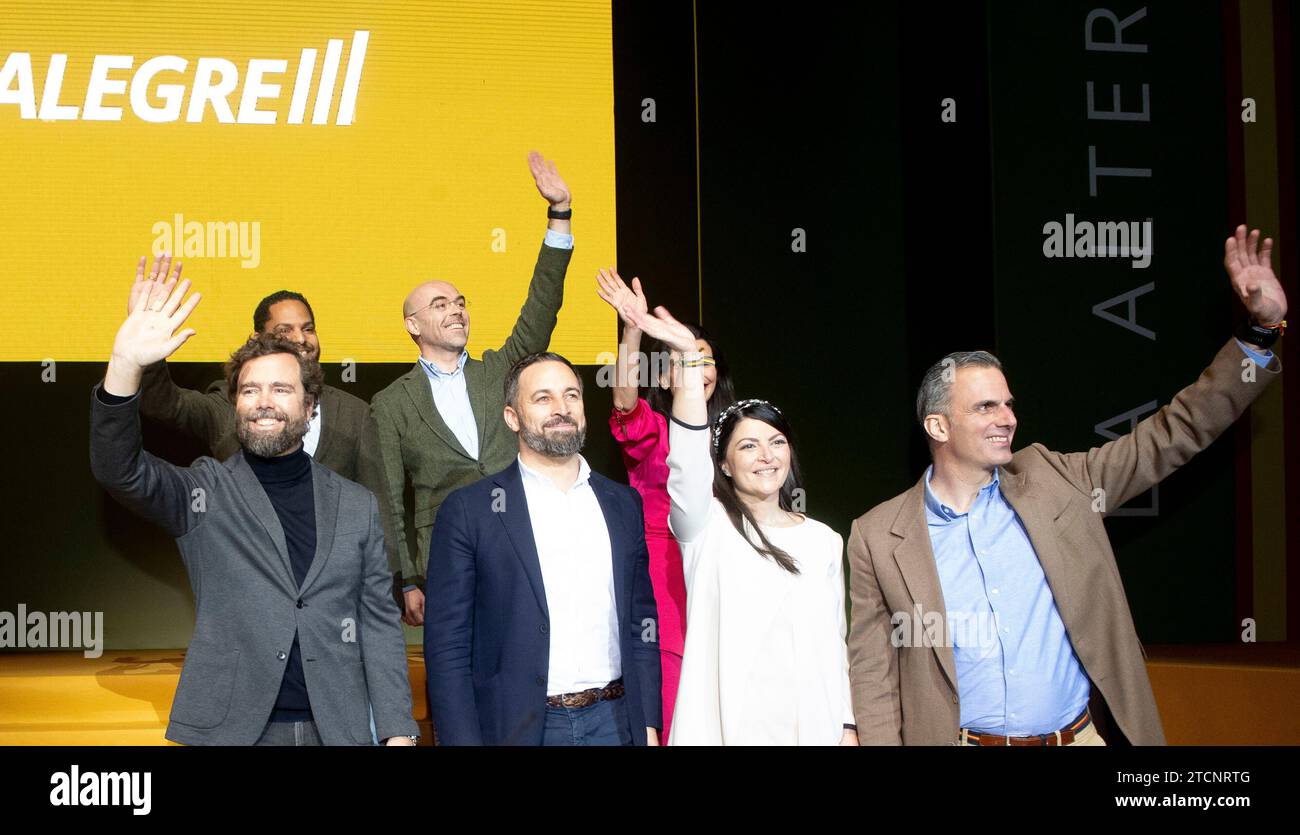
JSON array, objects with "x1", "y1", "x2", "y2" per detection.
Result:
[{"x1": 610, "y1": 398, "x2": 688, "y2": 739}]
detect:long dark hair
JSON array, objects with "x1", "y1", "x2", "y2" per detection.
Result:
[
  {"x1": 645, "y1": 321, "x2": 736, "y2": 428},
  {"x1": 712, "y1": 400, "x2": 803, "y2": 575}
]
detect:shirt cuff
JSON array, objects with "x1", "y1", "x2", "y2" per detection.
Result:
[
  {"x1": 1236, "y1": 338, "x2": 1274, "y2": 367},
  {"x1": 543, "y1": 230, "x2": 574, "y2": 250},
  {"x1": 95, "y1": 384, "x2": 138, "y2": 406}
]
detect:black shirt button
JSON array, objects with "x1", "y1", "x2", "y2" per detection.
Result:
[{"x1": 296, "y1": 599, "x2": 304, "y2": 609}]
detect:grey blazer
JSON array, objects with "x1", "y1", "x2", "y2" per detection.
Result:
[{"x1": 89, "y1": 384, "x2": 417, "y2": 746}]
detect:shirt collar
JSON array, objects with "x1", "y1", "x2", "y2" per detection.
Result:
[
  {"x1": 418, "y1": 350, "x2": 468, "y2": 380},
  {"x1": 517, "y1": 453, "x2": 591, "y2": 492},
  {"x1": 923, "y1": 465, "x2": 1001, "y2": 521}
]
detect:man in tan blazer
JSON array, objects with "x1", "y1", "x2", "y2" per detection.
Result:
[{"x1": 847, "y1": 226, "x2": 1287, "y2": 745}]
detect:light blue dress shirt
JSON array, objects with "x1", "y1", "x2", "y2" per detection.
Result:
[
  {"x1": 924, "y1": 466, "x2": 1092, "y2": 735},
  {"x1": 418, "y1": 350, "x2": 479, "y2": 459}
]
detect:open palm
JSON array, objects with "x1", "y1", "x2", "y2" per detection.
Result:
[
  {"x1": 112, "y1": 274, "x2": 201, "y2": 368},
  {"x1": 595, "y1": 268, "x2": 648, "y2": 328},
  {"x1": 1225, "y1": 225, "x2": 1287, "y2": 324},
  {"x1": 527, "y1": 150, "x2": 571, "y2": 207},
  {"x1": 625, "y1": 304, "x2": 697, "y2": 355}
]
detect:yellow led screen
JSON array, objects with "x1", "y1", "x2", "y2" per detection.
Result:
[{"x1": 0, "y1": 0, "x2": 616, "y2": 363}]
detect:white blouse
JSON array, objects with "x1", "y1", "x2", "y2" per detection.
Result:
[{"x1": 665, "y1": 419, "x2": 854, "y2": 745}]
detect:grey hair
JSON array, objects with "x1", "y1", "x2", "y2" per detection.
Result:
[{"x1": 915, "y1": 350, "x2": 1003, "y2": 424}]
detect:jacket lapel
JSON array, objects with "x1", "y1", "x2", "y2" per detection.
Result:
[
  {"x1": 463, "y1": 357, "x2": 489, "y2": 453},
  {"x1": 401, "y1": 365, "x2": 472, "y2": 461},
  {"x1": 228, "y1": 452, "x2": 295, "y2": 590},
  {"x1": 997, "y1": 466, "x2": 1078, "y2": 625},
  {"x1": 889, "y1": 475, "x2": 958, "y2": 692},
  {"x1": 309, "y1": 385, "x2": 336, "y2": 465},
  {"x1": 589, "y1": 474, "x2": 628, "y2": 626},
  {"x1": 493, "y1": 462, "x2": 550, "y2": 620},
  {"x1": 299, "y1": 463, "x2": 340, "y2": 595}
]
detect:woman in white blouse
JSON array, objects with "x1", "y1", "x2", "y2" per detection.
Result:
[{"x1": 618, "y1": 300, "x2": 857, "y2": 746}]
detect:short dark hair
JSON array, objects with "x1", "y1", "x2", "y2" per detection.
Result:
[
  {"x1": 504, "y1": 351, "x2": 583, "y2": 408},
  {"x1": 253, "y1": 290, "x2": 315, "y2": 334},
  {"x1": 224, "y1": 334, "x2": 324, "y2": 411},
  {"x1": 915, "y1": 350, "x2": 1003, "y2": 424}
]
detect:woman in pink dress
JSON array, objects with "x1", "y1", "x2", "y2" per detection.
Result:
[{"x1": 597, "y1": 269, "x2": 735, "y2": 740}]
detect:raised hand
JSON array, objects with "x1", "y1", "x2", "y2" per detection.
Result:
[
  {"x1": 595, "y1": 268, "x2": 648, "y2": 328},
  {"x1": 527, "y1": 150, "x2": 571, "y2": 208},
  {"x1": 127, "y1": 253, "x2": 183, "y2": 316},
  {"x1": 1225, "y1": 225, "x2": 1287, "y2": 325},
  {"x1": 111, "y1": 272, "x2": 201, "y2": 370},
  {"x1": 624, "y1": 303, "x2": 697, "y2": 355}
]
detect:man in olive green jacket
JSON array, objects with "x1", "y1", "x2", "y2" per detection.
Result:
[{"x1": 372, "y1": 151, "x2": 575, "y2": 626}]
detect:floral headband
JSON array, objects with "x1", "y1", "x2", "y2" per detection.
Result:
[{"x1": 713, "y1": 398, "x2": 783, "y2": 454}]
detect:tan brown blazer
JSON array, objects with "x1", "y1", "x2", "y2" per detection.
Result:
[{"x1": 847, "y1": 339, "x2": 1280, "y2": 745}]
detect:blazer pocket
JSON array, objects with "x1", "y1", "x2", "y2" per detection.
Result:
[{"x1": 170, "y1": 641, "x2": 240, "y2": 729}]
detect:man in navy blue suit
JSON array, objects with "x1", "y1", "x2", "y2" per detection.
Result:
[{"x1": 424, "y1": 351, "x2": 662, "y2": 745}]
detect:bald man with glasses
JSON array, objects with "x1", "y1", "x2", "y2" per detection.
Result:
[{"x1": 372, "y1": 151, "x2": 575, "y2": 628}]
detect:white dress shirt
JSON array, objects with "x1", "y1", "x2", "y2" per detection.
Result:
[
  {"x1": 516, "y1": 453, "x2": 621, "y2": 695},
  {"x1": 302, "y1": 400, "x2": 321, "y2": 457}
]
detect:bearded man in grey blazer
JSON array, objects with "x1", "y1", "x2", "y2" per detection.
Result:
[{"x1": 90, "y1": 265, "x2": 418, "y2": 746}]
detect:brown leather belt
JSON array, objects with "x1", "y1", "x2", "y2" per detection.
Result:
[
  {"x1": 545, "y1": 678, "x2": 625, "y2": 709},
  {"x1": 962, "y1": 708, "x2": 1092, "y2": 746}
]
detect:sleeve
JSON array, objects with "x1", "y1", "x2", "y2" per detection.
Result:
[
  {"x1": 845, "y1": 518, "x2": 903, "y2": 745},
  {"x1": 88, "y1": 383, "x2": 211, "y2": 540},
  {"x1": 371, "y1": 396, "x2": 421, "y2": 587},
  {"x1": 831, "y1": 532, "x2": 856, "y2": 726},
  {"x1": 137, "y1": 360, "x2": 235, "y2": 453},
  {"x1": 626, "y1": 488, "x2": 663, "y2": 733},
  {"x1": 609, "y1": 398, "x2": 663, "y2": 466},
  {"x1": 665, "y1": 417, "x2": 715, "y2": 545},
  {"x1": 485, "y1": 242, "x2": 573, "y2": 373},
  {"x1": 358, "y1": 492, "x2": 419, "y2": 740},
  {"x1": 1043, "y1": 337, "x2": 1282, "y2": 513},
  {"x1": 422, "y1": 489, "x2": 483, "y2": 745},
  {"x1": 354, "y1": 409, "x2": 403, "y2": 579}
]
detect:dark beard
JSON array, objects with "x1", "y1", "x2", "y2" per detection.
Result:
[
  {"x1": 237, "y1": 409, "x2": 311, "y2": 457},
  {"x1": 520, "y1": 417, "x2": 586, "y2": 458}
]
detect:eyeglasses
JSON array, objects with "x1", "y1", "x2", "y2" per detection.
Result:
[{"x1": 408, "y1": 297, "x2": 469, "y2": 318}]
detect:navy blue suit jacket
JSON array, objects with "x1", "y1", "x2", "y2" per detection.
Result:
[{"x1": 424, "y1": 459, "x2": 662, "y2": 745}]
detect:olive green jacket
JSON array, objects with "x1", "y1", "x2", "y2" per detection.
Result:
[{"x1": 371, "y1": 242, "x2": 572, "y2": 587}]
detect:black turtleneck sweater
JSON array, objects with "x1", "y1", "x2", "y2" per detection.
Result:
[{"x1": 244, "y1": 447, "x2": 316, "y2": 722}]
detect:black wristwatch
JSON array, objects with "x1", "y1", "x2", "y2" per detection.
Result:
[
  {"x1": 1238, "y1": 318, "x2": 1286, "y2": 351},
  {"x1": 547, "y1": 206, "x2": 572, "y2": 220}
]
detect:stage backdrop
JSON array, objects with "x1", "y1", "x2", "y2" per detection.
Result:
[{"x1": 0, "y1": 0, "x2": 617, "y2": 364}]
